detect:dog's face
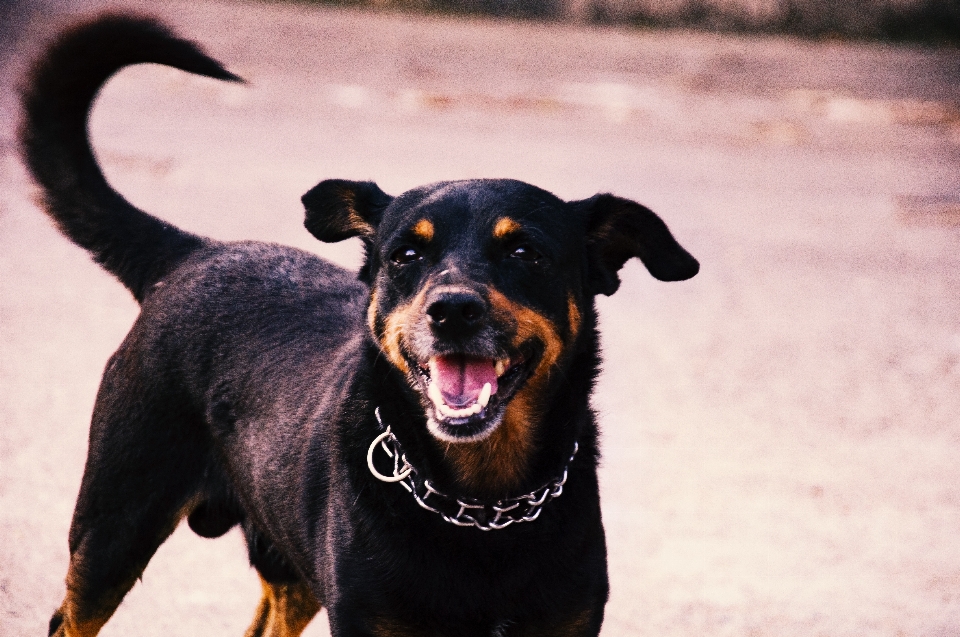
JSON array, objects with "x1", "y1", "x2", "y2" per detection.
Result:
[
  {"x1": 303, "y1": 178, "x2": 698, "y2": 447},
  {"x1": 365, "y1": 180, "x2": 585, "y2": 443}
]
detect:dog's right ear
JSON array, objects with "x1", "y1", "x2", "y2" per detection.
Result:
[{"x1": 302, "y1": 179, "x2": 393, "y2": 243}]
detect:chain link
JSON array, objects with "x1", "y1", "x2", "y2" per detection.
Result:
[{"x1": 370, "y1": 408, "x2": 578, "y2": 531}]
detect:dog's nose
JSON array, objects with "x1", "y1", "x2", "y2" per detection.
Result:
[{"x1": 426, "y1": 290, "x2": 487, "y2": 336}]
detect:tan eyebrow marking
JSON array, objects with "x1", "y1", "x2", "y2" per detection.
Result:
[
  {"x1": 411, "y1": 219, "x2": 434, "y2": 242},
  {"x1": 493, "y1": 217, "x2": 520, "y2": 239}
]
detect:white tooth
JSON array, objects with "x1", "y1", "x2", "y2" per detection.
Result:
[
  {"x1": 428, "y1": 382, "x2": 446, "y2": 410},
  {"x1": 477, "y1": 383, "x2": 492, "y2": 408},
  {"x1": 428, "y1": 378, "x2": 487, "y2": 420},
  {"x1": 495, "y1": 359, "x2": 507, "y2": 376}
]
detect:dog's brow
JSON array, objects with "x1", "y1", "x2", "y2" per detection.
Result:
[
  {"x1": 411, "y1": 219, "x2": 434, "y2": 242},
  {"x1": 493, "y1": 217, "x2": 521, "y2": 239}
]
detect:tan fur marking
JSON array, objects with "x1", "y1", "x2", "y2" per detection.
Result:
[
  {"x1": 244, "y1": 576, "x2": 320, "y2": 637},
  {"x1": 382, "y1": 306, "x2": 410, "y2": 374},
  {"x1": 367, "y1": 290, "x2": 378, "y2": 335},
  {"x1": 380, "y1": 285, "x2": 431, "y2": 374},
  {"x1": 348, "y1": 213, "x2": 374, "y2": 237},
  {"x1": 335, "y1": 186, "x2": 374, "y2": 238},
  {"x1": 49, "y1": 608, "x2": 107, "y2": 637},
  {"x1": 412, "y1": 219, "x2": 434, "y2": 242},
  {"x1": 491, "y1": 288, "x2": 564, "y2": 377},
  {"x1": 567, "y1": 293, "x2": 581, "y2": 341},
  {"x1": 493, "y1": 216, "x2": 521, "y2": 239},
  {"x1": 446, "y1": 288, "x2": 565, "y2": 494},
  {"x1": 53, "y1": 555, "x2": 133, "y2": 637},
  {"x1": 50, "y1": 578, "x2": 121, "y2": 637}
]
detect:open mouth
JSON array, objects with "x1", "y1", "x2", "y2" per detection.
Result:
[{"x1": 409, "y1": 345, "x2": 538, "y2": 441}]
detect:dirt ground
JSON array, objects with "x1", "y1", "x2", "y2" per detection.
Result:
[{"x1": 2, "y1": 1, "x2": 960, "y2": 635}]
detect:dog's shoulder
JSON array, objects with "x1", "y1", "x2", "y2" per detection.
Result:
[{"x1": 123, "y1": 241, "x2": 368, "y2": 385}]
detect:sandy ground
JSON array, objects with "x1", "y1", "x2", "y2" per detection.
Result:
[{"x1": 2, "y1": 1, "x2": 960, "y2": 635}]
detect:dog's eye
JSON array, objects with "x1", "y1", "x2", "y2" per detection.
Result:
[
  {"x1": 390, "y1": 246, "x2": 422, "y2": 265},
  {"x1": 509, "y1": 245, "x2": 541, "y2": 262}
]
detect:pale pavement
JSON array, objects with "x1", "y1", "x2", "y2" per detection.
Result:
[{"x1": 2, "y1": 2, "x2": 960, "y2": 635}]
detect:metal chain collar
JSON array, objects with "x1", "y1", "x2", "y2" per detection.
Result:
[{"x1": 367, "y1": 408, "x2": 578, "y2": 531}]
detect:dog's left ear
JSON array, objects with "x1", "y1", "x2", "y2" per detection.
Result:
[
  {"x1": 302, "y1": 179, "x2": 393, "y2": 243},
  {"x1": 574, "y1": 193, "x2": 699, "y2": 296}
]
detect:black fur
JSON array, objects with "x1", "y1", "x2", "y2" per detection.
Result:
[
  {"x1": 19, "y1": 14, "x2": 241, "y2": 302},
  {"x1": 22, "y1": 14, "x2": 698, "y2": 637}
]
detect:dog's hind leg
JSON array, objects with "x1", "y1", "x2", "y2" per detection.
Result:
[{"x1": 48, "y1": 353, "x2": 210, "y2": 637}]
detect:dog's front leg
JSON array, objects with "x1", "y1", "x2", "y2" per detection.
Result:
[{"x1": 244, "y1": 575, "x2": 321, "y2": 637}]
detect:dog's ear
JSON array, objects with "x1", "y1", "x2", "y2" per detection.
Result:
[
  {"x1": 302, "y1": 179, "x2": 393, "y2": 243},
  {"x1": 574, "y1": 193, "x2": 699, "y2": 296}
]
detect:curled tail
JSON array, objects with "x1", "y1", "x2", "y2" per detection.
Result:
[{"x1": 19, "y1": 14, "x2": 243, "y2": 302}]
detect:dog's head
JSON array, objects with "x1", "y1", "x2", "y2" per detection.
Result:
[{"x1": 303, "y1": 178, "x2": 697, "y2": 488}]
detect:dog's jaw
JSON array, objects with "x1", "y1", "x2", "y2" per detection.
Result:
[
  {"x1": 406, "y1": 346, "x2": 540, "y2": 442},
  {"x1": 426, "y1": 410, "x2": 504, "y2": 443}
]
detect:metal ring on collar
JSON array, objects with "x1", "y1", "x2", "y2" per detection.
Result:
[{"x1": 367, "y1": 426, "x2": 412, "y2": 482}]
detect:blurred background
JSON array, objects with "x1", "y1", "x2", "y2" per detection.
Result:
[
  {"x1": 2, "y1": 0, "x2": 960, "y2": 635},
  {"x1": 291, "y1": 0, "x2": 960, "y2": 41}
]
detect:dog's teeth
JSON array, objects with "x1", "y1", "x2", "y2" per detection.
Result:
[
  {"x1": 428, "y1": 382, "x2": 445, "y2": 410},
  {"x1": 477, "y1": 383, "x2": 492, "y2": 408},
  {"x1": 428, "y1": 379, "x2": 489, "y2": 421},
  {"x1": 495, "y1": 359, "x2": 507, "y2": 377}
]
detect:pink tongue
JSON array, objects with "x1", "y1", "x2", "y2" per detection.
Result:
[{"x1": 431, "y1": 355, "x2": 498, "y2": 407}]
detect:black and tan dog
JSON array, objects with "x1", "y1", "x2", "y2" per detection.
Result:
[{"x1": 20, "y1": 14, "x2": 699, "y2": 637}]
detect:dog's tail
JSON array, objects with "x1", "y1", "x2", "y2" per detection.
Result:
[{"x1": 19, "y1": 14, "x2": 243, "y2": 302}]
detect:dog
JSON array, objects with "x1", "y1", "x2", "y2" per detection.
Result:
[{"x1": 20, "y1": 13, "x2": 699, "y2": 637}]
